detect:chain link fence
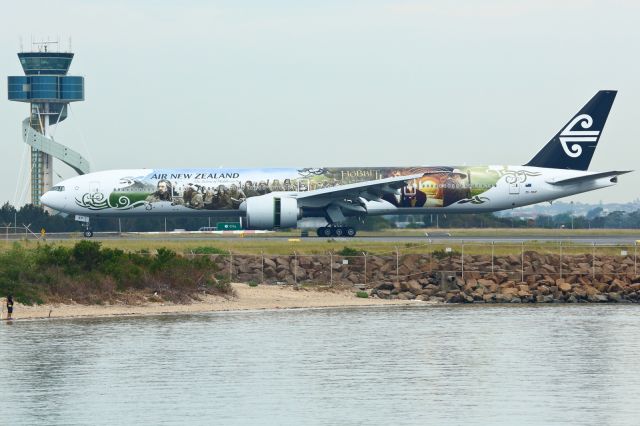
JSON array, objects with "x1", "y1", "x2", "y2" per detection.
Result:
[{"x1": 186, "y1": 241, "x2": 640, "y2": 288}]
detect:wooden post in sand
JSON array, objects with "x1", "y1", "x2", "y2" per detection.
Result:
[{"x1": 261, "y1": 251, "x2": 265, "y2": 284}]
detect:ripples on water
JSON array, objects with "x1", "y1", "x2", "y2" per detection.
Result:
[{"x1": 1, "y1": 305, "x2": 640, "y2": 426}]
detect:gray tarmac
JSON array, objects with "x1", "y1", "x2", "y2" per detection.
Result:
[{"x1": 28, "y1": 232, "x2": 640, "y2": 245}]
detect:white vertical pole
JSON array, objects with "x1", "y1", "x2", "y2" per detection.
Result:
[
  {"x1": 261, "y1": 251, "x2": 264, "y2": 284},
  {"x1": 294, "y1": 252, "x2": 297, "y2": 285},
  {"x1": 330, "y1": 253, "x2": 333, "y2": 285},
  {"x1": 592, "y1": 243, "x2": 596, "y2": 279},
  {"x1": 521, "y1": 241, "x2": 524, "y2": 282},
  {"x1": 363, "y1": 252, "x2": 367, "y2": 287},
  {"x1": 559, "y1": 241, "x2": 563, "y2": 280},
  {"x1": 461, "y1": 240, "x2": 464, "y2": 279},
  {"x1": 395, "y1": 246, "x2": 399, "y2": 280},
  {"x1": 491, "y1": 241, "x2": 494, "y2": 274}
]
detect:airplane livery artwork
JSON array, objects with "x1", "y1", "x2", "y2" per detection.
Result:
[
  {"x1": 41, "y1": 91, "x2": 630, "y2": 237},
  {"x1": 74, "y1": 166, "x2": 534, "y2": 212}
]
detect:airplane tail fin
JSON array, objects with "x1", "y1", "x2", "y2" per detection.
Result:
[{"x1": 525, "y1": 90, "x2": 617, "y2": 170}]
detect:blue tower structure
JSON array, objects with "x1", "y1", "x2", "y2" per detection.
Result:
[{"x1": 8, "y1": 42, "x2": 90, "y2": 206}]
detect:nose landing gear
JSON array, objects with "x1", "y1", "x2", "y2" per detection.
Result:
[{"x1": 75, "y1": 215, "x2": 94, "y2": 238}]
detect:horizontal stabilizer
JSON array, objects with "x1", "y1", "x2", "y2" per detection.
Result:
[{"x1": 546, "y1": 170, "x2": 631, "y2": 186}]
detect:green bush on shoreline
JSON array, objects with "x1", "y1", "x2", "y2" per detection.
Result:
[{"x1": 0, "y1": 241, "x2": 231, "y2": 306}]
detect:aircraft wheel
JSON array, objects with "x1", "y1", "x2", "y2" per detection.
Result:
[
  {"x1": 322, "y1": 227, "x2": 333, "y2": 237},
  {"x1": 345, "y1": 227, "x2": 356, "y2": 237},
  {"x1": 83, "y1": 230, "x2": 94, "y2": 238},
  {"x1": 316, "y1": 227, "x2": 325, "y2": 237},
  {"x1": 333, "y1": 227, "x2": 344, "y2": 237}
]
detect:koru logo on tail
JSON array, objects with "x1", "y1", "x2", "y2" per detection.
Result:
[{"x1": 559, "y1": 114, "x2": 599, "y2": 158}]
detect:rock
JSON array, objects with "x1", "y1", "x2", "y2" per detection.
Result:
[
  {"x1": 398, "y1": 291, "x2": 416, "y2": 300},
  {"x1": 608, "y1": 292, "x2": 622, "y2": 302},
  {"x1": 501, "y1": 287, "x2": 518, "y2": 297},
  {"x1": 609, "y1": 279, "x2": 626, "y2": 293},
  {"x1": 477, "y1": 278, "x2": 496, "y2": 287},
  {"x1": 404, "y1": 280, "x2": 423, "y2": 294},
  {"x1": 559, "y1": 282, "x2": 572, "y2": 293},
  {"x1": 375, "y1": 282, "x2": 395, "y2": 291},
  {"x1": 538, "y1": 285, "x2": 551, "y2": 295},
  {"x1": 347, "y1": 273, "x2": 360, "y2": 283},
  {"x1": 376, "y1": 290, "x2": 391, "y2": 299},
  {"x1": 510, "y1": 297, "x2": 522, "y2": 303}
]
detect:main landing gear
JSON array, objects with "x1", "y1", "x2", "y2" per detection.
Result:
[{"x1": 316, "y1": 226, "x2": 357, "y2": 238}]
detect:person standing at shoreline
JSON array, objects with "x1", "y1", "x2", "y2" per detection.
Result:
[{"x1": 6, "y1": 295, "x2": 14, "y2": 320}]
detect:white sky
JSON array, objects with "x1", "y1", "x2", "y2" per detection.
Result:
[{"x1": 1, "y1": 0, "x2": 639, "y2": 206}]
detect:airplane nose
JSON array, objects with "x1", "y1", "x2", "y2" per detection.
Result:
[
  {"x1": 40, "y1": 191, "x2": 52, "y2": 207},
  {"x1": 40, "y1": 190, "x2": 66, "y2": 211}
]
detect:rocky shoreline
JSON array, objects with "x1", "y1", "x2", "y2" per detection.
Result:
[{"x1": 208, "y1": 250, "x2": 640, "y2": 303}]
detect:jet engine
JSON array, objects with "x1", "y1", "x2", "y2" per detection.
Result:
[{"x1": 242, "y1": 195, "x2": 300, "y2": 229}]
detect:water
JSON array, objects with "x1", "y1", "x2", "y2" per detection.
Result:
[{"x1": 2, "y1": 305, "x2": 640, "y2": 425}]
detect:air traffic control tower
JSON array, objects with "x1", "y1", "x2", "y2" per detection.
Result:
[{"x1": 8, "y1": 41, "x2": 90, "y2": 206}]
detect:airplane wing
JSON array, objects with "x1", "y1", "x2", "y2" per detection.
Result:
[
  {"x1": 546, "y1": 170, "x2": 632, "y2": 186},
  {"x1": 294, "y1": 173, "x2": 424, "y2": 221}
]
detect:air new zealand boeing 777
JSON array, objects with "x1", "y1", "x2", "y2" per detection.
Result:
[{"x1": 41, "y1": 91, "x2": 630, "y2": 237}]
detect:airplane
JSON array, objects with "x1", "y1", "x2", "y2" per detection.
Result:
[{"x1": 41, "y1": 90, "x2": 630, "y2": 237}]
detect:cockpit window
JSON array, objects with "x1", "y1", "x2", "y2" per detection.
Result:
[{"x1": 51, "y1": 186, "x2": 65, "y2": 192}]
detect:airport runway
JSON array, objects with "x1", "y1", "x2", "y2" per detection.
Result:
[{"x1": 31, "y1": 232, "x2": 640, "y2": 245}]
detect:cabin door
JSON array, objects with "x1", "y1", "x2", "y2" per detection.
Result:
[{"x1": 509, "y1": 182, "x2": 520, "y2": 195}]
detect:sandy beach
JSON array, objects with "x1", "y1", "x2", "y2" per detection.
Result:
[{"x1": 1, "y1": 284, "x2": 421, "y2": 320}]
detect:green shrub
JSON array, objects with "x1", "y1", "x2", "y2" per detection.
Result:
[
  {"x1": 336, "y1": 246, "x2": 362, "y2": 257},
  {"x1": 72, "y1": 240, "x2": 102, "y2": 271},
  {"x1": 432, "y1": 248, "x2": 461, "y2": 259},
  {"x1": 191, "y1": 246, "x2": 228, "y2": 255},
  {"x1": 356, "y1": 291, "x2": 369, "y2": 298}
]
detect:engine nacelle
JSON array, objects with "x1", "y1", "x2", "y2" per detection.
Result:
[{"x1": 242, "y1": 195, "x2": 300, "y2": 229}]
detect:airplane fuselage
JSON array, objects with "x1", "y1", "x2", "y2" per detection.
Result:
[{"x1": 42, "y1": 165, "x2": 618, "y2": 222}]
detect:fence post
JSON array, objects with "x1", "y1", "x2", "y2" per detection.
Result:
[
  {"x1": 229, "y1": 250, "x2": 233, "y2": 282},
  {"x1": 330, "y1": 252, "x2": 333, "y2": 286},
  {"x1": 363, "y1": 252, "x2": 367, "y2": 287},
  {"x1": 461, "y1": 240, "x2": 465, "y2": 279},
  {"x1": 429, "y1": 239, "x2": 433, "y2": 273},
  {"x1": 592, "y1": 243, "x2": 595, "y2": 279},
  {"x1": 635, "y1": 242, "x2": 637, "y2": 276},
  {"x1": 261, "y1": 251, "x2": 265, "y2": 284},
  {"x1": 294, "y1": 251, "x2": 297, "y2": 285},
  {"x1": 559, "y1": 242, "x2": 563, "y2": 280},
  {"x1": 491, "y1": 241, "x2": 494, "y2": 275},
  {"x1": 395, "y1": 246, "x2": 399, "y2": 280},
  {"x1": 521, "y1": 241, "x2": 524, "y2": 282}
]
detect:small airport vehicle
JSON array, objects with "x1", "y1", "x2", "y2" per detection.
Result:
[{"x1": 41, "y1": 91, "x2": 630, "y2": 237}]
